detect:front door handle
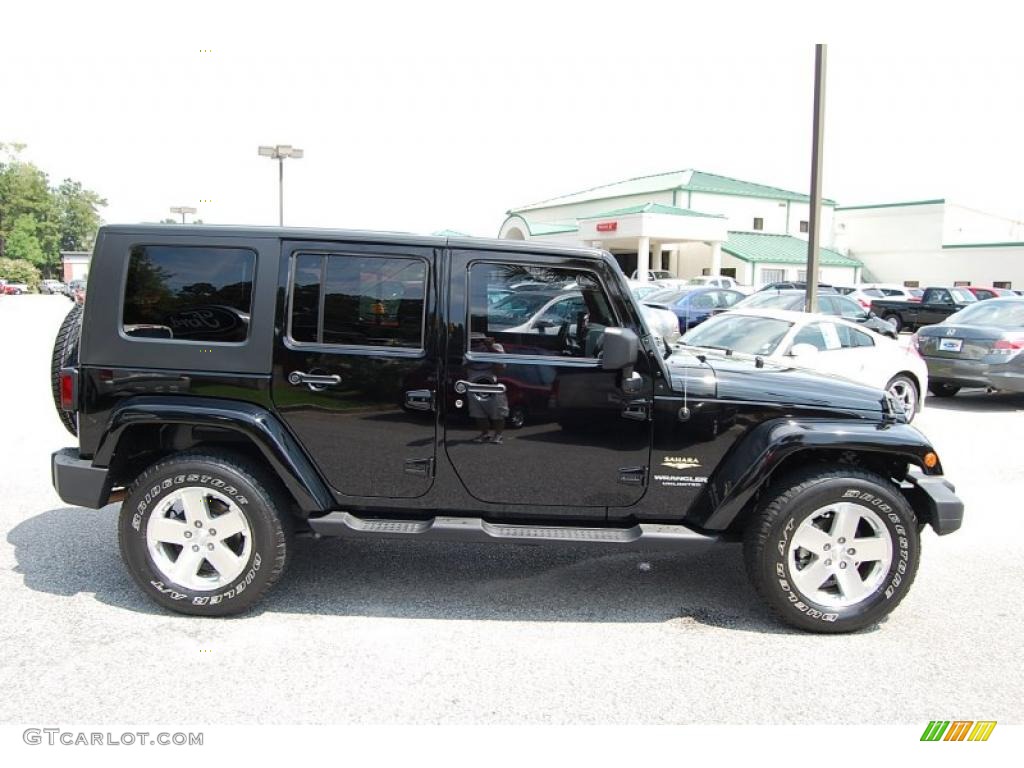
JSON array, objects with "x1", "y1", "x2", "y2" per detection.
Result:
[
  {"x1": 288, "y1": 370, "x2": 342, "y2": 390},
  {"x1": 455, "y1": 379, "x2": 506, "y2": 395}
]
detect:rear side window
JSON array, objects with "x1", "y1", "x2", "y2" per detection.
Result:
[
  {"x1": 288, "y1": 253, "x2": 427, "y2": 349},
  {"x1": 122, "y1": 245, "x2": 256, "y2": 343}
]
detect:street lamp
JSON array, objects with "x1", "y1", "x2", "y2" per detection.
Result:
[
  {"x1": 258, "y1": 144, "x2": 304, "y2": 226},
  {"x1": 170, "y1": 205, "x2": 197, "y2": 224}
]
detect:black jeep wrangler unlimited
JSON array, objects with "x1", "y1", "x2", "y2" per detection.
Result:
[{"x1": 50, "y1": 225, "x2": 963, "y2": 632}]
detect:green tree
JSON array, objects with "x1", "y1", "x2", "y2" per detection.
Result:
[
  {"x1": 0, "y1": 142, "x2": 106, "y2": 272},
  {"x1": 0, "y1": 256, "x2": 42, "y2": 287},
  {"x1": 5, "y1": 214, "x2": 45, "y2": 265},
  {"x1": 55, "y1": 178, "x2": 106, "y2": 251}
]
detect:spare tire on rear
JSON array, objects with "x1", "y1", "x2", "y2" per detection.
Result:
[{"x1": 51, "y1": 304, "x2": 83, "y2": 436}]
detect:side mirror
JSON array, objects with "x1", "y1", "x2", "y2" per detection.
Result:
[
  {"x1": 789, "y1": 343, "x2": 819, "y2": 358},
  {"x1": 601, "y1": 327, "x2": 639, "y2": 371}
]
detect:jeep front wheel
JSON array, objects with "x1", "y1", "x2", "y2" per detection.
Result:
[
  {"x1": 118, "y1": 451, "x2": 293, "y2": 616},
  {"x1": 743, "y1": 467, "x2": 920, "y2": 633}
]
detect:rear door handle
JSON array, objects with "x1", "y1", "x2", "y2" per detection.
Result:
[
  {"x1": 404, "y1": 389, "x2": 434, "y2": 411},
  {"x1": 455, "y1": 380, "x2": 506, "y2": 395},
  {"x1": 288, "y1": 371, "x2": 342, "y2": 390}
]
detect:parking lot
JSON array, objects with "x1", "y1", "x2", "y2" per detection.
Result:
[{"x1": 1, "y1": 293, "x2": 1021, "y2": 725}]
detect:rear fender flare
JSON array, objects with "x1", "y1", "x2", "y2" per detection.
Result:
[{"x1": 94, "y1": 396, "x2": 332, "y2": 514}]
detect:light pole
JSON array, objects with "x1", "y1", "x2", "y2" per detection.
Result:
[
  {"x1": 170, "y1": 205, "x2": 197, "y2": 224},
  {"x1": 805, "y1": 44, "x2": 827, "y2": 313},
  {"x1": 258, "y1": 144, "x2": 304, "y2": 226}
]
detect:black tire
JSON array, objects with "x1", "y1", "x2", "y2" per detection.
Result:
[
  {"x1": 883, "y1": 313, "x2": 902, "y2": 333},
  {"x1": 118, "y1": 451, "x2": 293, "y2": 616},
  {"x1": 50, "y1": 303, "x2": 83, "y2": 436},
  {"x1": 743, "y1": 466, "x2": 920, "y2": 633},
  {"x1": 928, "y1": 382, "x2": 961, "y2": 398}
]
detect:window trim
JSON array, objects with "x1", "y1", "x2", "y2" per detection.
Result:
[
  {"x1": 284, "y1": 249, "x2": 430, "y2": 355},
  {"x1": 464, "y1": 258, "x2": 622, "y2": 363},
  {"x1": 118, "y1": 243, "x2": 258, "y2": 348}
]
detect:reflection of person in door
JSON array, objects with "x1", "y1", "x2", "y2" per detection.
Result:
[{"x1": 468, "y1": 332, "x2": 509, "y2": 444}]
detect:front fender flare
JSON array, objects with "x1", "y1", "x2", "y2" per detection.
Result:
[
  {"x1": 693, "y1": 418, "x2": 942, "y2": 531},
  {"x1": 94, "y1": 396, "x2": 333, "y2": 514}
]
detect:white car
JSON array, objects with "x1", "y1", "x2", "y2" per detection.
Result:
[
  {"x1": 680, "y1": 308, "x2": 929, "y2": 420},
  {"x1": 861, "y1": 283, "x2": 924, "y2": 303},
  {"x1": 684, "y1": 276, "x2": 754, "y2": 294}
]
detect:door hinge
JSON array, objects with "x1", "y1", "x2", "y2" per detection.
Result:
[
  {"x1": 617, "y1": 466, "x2": 647, "y2": 486},
  {"x1": 404, "y1": 457, "x2": 434, "y2": 477}
]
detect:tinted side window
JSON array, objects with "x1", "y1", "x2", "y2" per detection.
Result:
[
  {"x1": 836, "y1": 324, "x2": 874, "y2": 348},
  {"x1": 468, "y1": 264, "x2": 615, "y2": 358},
  {"x1": 289, "y1": 254, "x2": 427, "y2": 348},
  {"x1": 122, "y1": 245, "x2": 256, "y2": 342},
  {"x1": 835, "y1": 296, "x2": 867, "y2": 319}
]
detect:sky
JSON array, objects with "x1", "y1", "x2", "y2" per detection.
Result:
[{"x1": 4, "y1": 1, "x2": 1024, "y2": 238}]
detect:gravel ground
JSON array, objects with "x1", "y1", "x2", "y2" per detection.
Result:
[{"x1": 1, "y1": 294, "x2": 1021, "y2": 724}]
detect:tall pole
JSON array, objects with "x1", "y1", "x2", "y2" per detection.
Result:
[
  {"x1": 278, "y1": 157, "x2": 284, "y2": 226},
  {"x1": 805, "y1": 44, "x2": 827, "y2": 313}
]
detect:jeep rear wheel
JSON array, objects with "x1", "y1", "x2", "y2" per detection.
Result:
[
  {"x1": 118, "y1": 451, "x2": 293, "y2": 616},
  {"x1": 743, "y1": 466, "x2": 919, "y2": 633}
]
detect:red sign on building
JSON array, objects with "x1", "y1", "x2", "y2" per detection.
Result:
[{"x1": 596, "y1": 221, "x2": 618, "y2": 232}]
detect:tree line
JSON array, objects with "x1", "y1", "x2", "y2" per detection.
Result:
[{"x1": 0, "y1": 141, "x2": 107, "y2": 287}]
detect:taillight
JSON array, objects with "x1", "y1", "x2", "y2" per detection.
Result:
[
  {"x1": 992, "y1": 339, "x2": 1024, "y2": 356},
  {"x1": 858, "y1": 299, "x2": 870, "y2": 309},
  {"x1": 59, "y1": 369, "x2": 76, "y2": 411},
  {"x1": 909, "y1": 333, "x2": 923, "y2": 356}
]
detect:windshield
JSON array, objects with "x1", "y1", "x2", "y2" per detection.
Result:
[
  {"x1": 950, "y1": 288, "x2": 977, "y2": 303},
  {"x1": 686, "y1": 278, "x2": 709, "y2": 286},
  {"x1": 645, "y1": 288, "x2": 688, "y2": 305},
  {"x1": 948, "y1": 301, "x2": 1024, "y2": 328},
  {"x1": 735, "y1": 291, "x2": 803, "y2": 310},
  {"x1": 682, "y1": 313, "x2": 793, "y2": 356}
]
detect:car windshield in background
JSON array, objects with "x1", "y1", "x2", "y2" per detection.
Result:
[
  {"x1": 948, "y1": 300, "x2": 1024, "y2": 328},
  {"x1": 682, "y1": 313, "x2": 793, "y2": 356},
  {"x1": 950, "y1": 288, "x2": 977, "y2": 303},
  {"x1": 645, "y1": 289, "x2": 688, "y2": 305},
  {"x1": 488, "y1": 292, "x2": 558, "y2": 324},
  {"x1": 736, "y1": 292, "x2": 801, "y2": 310},
  {"x1": 630, "y1": 285, "x2": 663, "y2": 300}
]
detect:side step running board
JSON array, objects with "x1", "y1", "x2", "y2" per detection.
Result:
[{"x1": 307, "y1": 512, "x2": 718, "y2": 547}]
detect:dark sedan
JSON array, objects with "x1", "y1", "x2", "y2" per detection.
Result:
[
  {"x1": 914, "y1": 297, "x2": 1024, "y2": 397},
  {"x1": 727, "y1": 289, "x2": 898, "y2": 338},
  {"x1": 643, "y1": 286, "x2": 744, "y2": 332}
]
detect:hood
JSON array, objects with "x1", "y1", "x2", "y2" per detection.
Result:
[{"x1": 665, "y1": 347, "x2": 891, "y2": 417}]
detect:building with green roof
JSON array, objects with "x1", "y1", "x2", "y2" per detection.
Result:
[{"x1": 499, "y1": 169, "x2": 858, "y2": 285}]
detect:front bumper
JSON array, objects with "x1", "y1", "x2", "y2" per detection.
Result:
[
  {"x1": 902, "y1": 468, "x2": 963, "y2": 535},
  {"x1": 51, "y1": 448, "x2": 111, "y2": 509},
  {"x1": 924, "y1": 355, "x2": 1024, "y2": 393}
]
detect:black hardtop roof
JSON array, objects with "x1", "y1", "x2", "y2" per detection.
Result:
[{"x1": 97, "y1": 224, "x2": 607, "y2": 260}]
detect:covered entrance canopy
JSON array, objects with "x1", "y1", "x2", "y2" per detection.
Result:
[{"x1": 576, "y1": 203, "x2": 729, "y2": 281}]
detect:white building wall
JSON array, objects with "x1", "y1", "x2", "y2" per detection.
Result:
[{"x1": 942, "y1": 204, "x2": 1024, "y2": 245}]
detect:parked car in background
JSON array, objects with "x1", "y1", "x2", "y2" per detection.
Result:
[
  {"x1": 626, "y1": 281, "x2": 681, "y2": 344},
  {"x1": 965, "y1": 286, "x2": 1016, "y2": 300},
  {"x1": 643, "y1": 286, "x2": 744, "y2": 332},
  {"x1": 913, "y1": 297, "x2": 1024, "y2": 398},
  {"x1": 684, "y1": 276, "x2": 753, "y2": 294},
  {"x1": 871, "y1": 286, "x2": 976, "y2": 333},
  {"x1": 629, "y1": 269, "x2": 674, "y2": 281},
  {"x1": 67, "y1": 279, "x2": 87, "y2": 304},
  {"x1": 626, "y1": 280, "x2": 668, "y2": 302},
  {"x1": 2, "y1": 281, "x2": 29, "y2": 295},
  {"x1": 681, "y1": 309, "x2": 928, "y2": 420},
  {"x1": 758, "y1": 281, "x2": 836, "y2": 293},
  {"x1": 832, "y1": 286, "x2": 887, "y2": 310},
  {"x1": 861, "y1": 284, "x2": 924, "y2": 303},
  {"x1": 40, "y1": 279, "x2": 65, "y2": 295},
  {"x1": 727, "y1": 289, "x2": 898, "y2": 338}
]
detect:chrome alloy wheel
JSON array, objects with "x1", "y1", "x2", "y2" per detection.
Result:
[
  {"x1": 146, "y1": 487, "x2": 253, "y2": 591},
  {"x1": 887, "y1": 378, "x2": 918, "y2": 417},
  {"x1": 787, "y1": 502, "x2": 894, "y2": 608}
]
